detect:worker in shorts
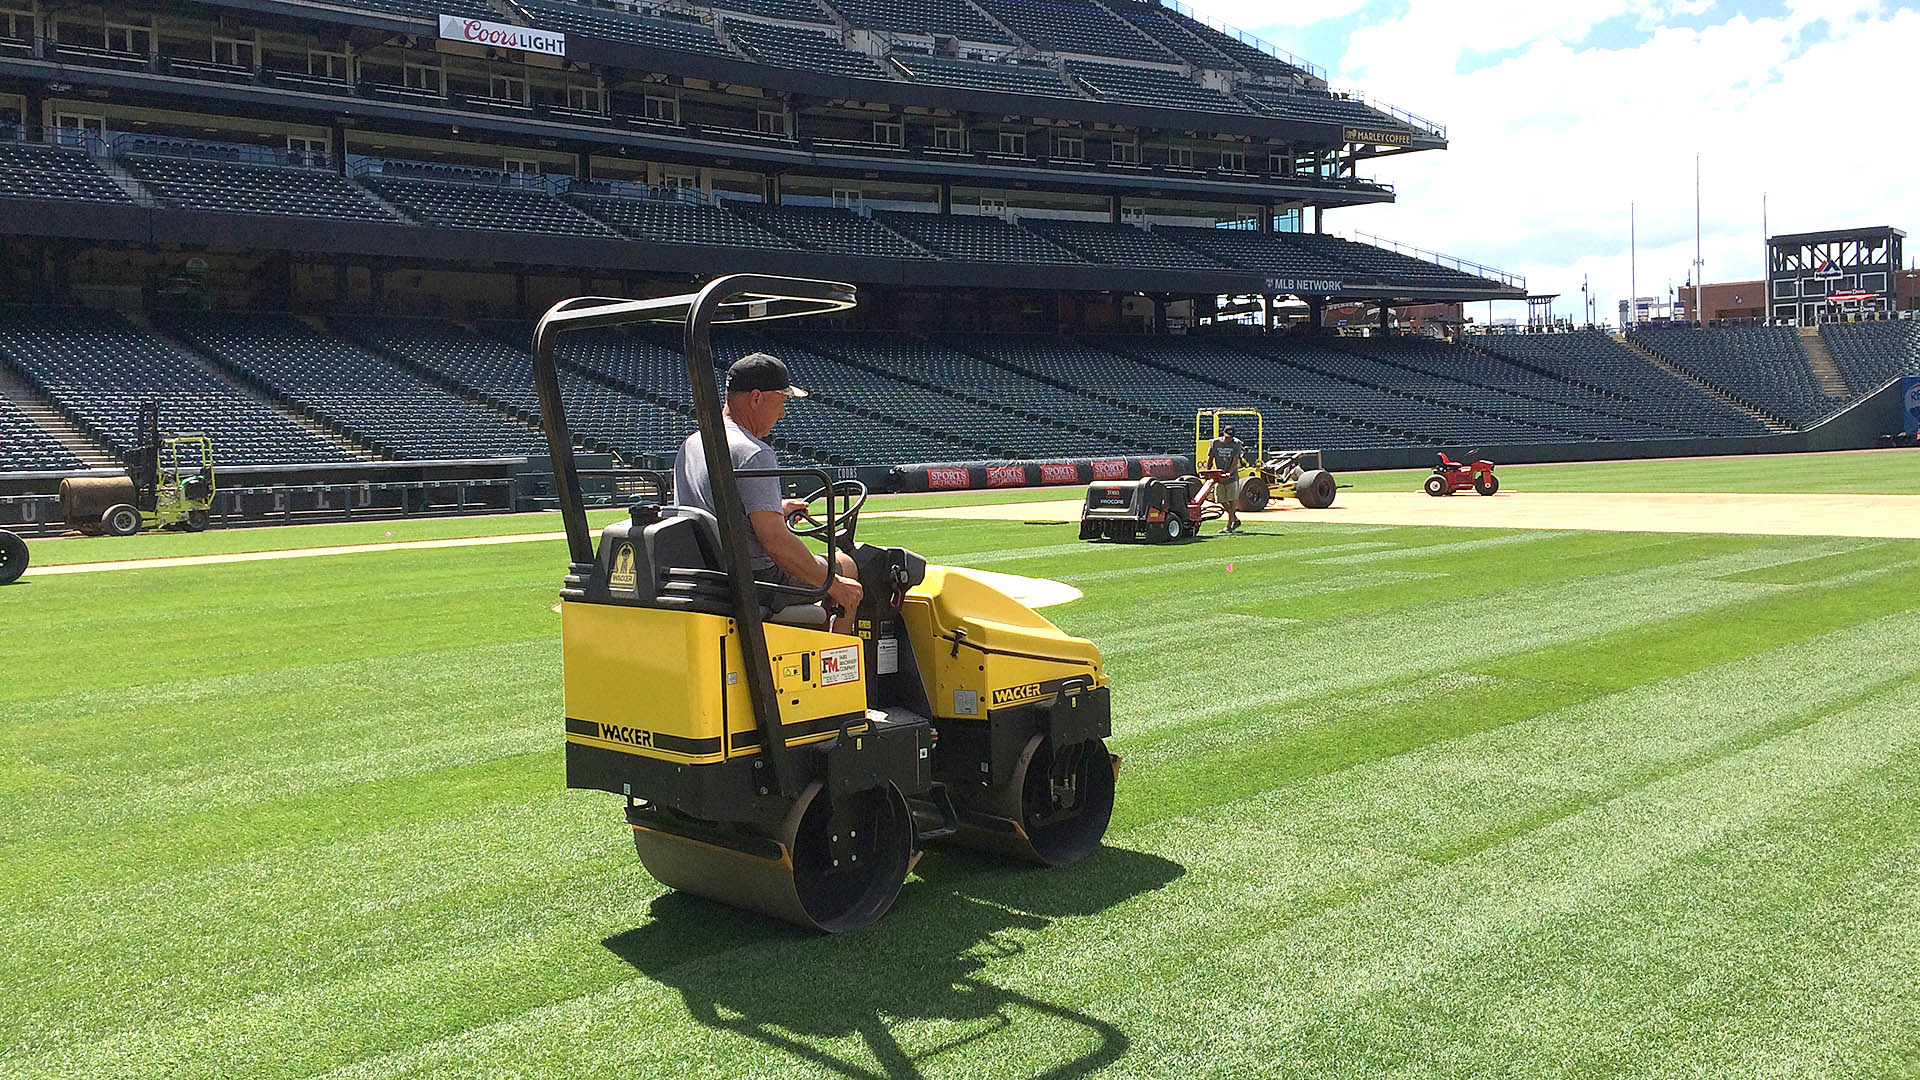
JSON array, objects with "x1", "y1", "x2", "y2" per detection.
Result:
[{"x1": 1200, "y1": 423, "x2": 1250, "y2": 533}]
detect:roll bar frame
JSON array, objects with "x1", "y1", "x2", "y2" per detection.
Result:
[{"x1": 531, "y1": 275, "x2": 859, "y2": 799}]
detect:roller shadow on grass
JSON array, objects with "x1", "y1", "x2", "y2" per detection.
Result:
[{"x1": 604, "y1": 845, "x2": 1183, "y2": 1080}]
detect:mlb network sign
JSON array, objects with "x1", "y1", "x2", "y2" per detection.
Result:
[{"x1": 439, "y1": 15, "x2": 565, "y2": 56}]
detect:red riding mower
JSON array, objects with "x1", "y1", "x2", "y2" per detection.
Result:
[{"x1": 1424, "y1": 450, "x2": 1499, "y2": 497}]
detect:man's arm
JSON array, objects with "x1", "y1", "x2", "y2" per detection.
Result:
[{"x1": 749, "y1": 510, "x2": 863, "y2": 612}]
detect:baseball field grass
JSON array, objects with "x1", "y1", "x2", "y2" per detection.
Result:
[{"x1": 4, "y1": 449, "x2": 1919, "y2": 1079}]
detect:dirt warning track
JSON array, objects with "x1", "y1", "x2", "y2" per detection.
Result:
[{"x1": 868, "y1": 490, "x2": 1920, "y2": 540}]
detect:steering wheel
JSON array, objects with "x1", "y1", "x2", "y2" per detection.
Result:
[{"x1": 785, "y1": 479, "x2": 869, "y2": 547}]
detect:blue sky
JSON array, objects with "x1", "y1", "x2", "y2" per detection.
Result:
[{"x1": 1181, "y1": 0, "x2": 1920, "y2": 323}]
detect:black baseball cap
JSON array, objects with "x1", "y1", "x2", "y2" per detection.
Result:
[{"x1": 725, "y1": 352, "x2": 809, "y2": 398}]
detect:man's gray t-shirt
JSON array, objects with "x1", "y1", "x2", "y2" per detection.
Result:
[
  {"x1": 673, "y1": 420, "x2": 782, "y2": 570},
  {"x1": 1208, "y1": 436, "x2": 1247, "y2": 472}
]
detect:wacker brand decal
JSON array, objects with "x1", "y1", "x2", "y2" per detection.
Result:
[
  {"x1": 927, "y1": 467, "x2": 971, "y2": 490},
  {"x1": 985, "y1": 464, "x2": 1027, "y2": 487},
  {"x1": 608, "y1": 543, "x2": 637, "y2": 591},
  {"x1": 597, "y1": 722, "x2": 653, "y2": 748},
  {"x1": 991, "y1": 682, "x2": 1047, "y2": 708},
  {"x1": 1040, "y1": 462, "x2": 1079, "y2": 483},
  {"x1": 819, "y1": 644, "x2": 860, "y2": 686},
  {"x1": 1091, "y1": 460, "x2": 1128, "y2": 480}
]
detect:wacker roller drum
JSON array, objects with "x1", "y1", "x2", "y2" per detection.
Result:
[{"x1": 533, "y1": 275, "x2": 1119, "y2": 932}]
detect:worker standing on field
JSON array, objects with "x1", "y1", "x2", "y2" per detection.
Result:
[
  {"x1": 673, "y1": 351, "x2": 863, "y2": 632},
  {"x1": 1201, "y1": 423, "x2": 1250, "y2": 533}
]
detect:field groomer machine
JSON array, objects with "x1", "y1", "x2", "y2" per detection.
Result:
[{"x1": 532, "y1": 275, "x2": 1119, "y2": 932}]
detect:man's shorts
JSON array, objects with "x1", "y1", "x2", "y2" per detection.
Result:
[{"x1": 1216, "y1": 476, "x2": 1246, "y2": 506}]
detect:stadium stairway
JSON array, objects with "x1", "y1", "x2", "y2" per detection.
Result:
[
  {"x1": 0, "y1": 362, "x2": 119, "y2": 467},
  {"x1": 1797, "y1": 327, "x2": 1852, "y2": 397},
  {"x1": 127, "y1": 312, "x2": 384, "y2": 461},
  {"x1": 1614, "y1": 335, "x2": 1793, "y2": 434}
]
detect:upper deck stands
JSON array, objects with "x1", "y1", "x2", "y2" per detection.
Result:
[
  {"x1": 0, "y1": 141, "x2": 133, "y2": 204},
  {"x1": 873, "y1": 210, "x2": 1087, "y2": 264},
  {"x1": 891, "y1": 55, "x2": 1075, "y2": 96},
  {"x1": 121, "y1": 155, "x2": 399, "y2": 223},
  {"x1": 973, "y1": 0, "x2": 1172, "y2": 62},
  {"x1": 730, "y1": 203, "x2": 935, "y2": 259},
  {"x1": 829, "y1": 0, "x2": 1011, "y2": 41},
  {"x1": 1023, "y1": 219, "x2": 1229, "y2": 271}
]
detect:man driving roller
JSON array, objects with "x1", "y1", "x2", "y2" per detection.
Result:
[{"x1": 673, "y1": 351, "x2": 863, "y2": 633}]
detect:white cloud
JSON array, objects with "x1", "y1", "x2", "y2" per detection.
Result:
[{"x1": 1310, "y1": 2, "x2": 1919, "y2": 324}]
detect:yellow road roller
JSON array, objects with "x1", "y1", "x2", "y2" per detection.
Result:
[{"x1": 531, "y1": 275, "x2": 1118, "y2": 932}]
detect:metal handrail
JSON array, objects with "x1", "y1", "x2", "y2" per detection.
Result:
[
  {"x1": 1340, "y1": 229, "x2": 1525, "y2": 290},
  {"x1": 1153, "y1": 0, "x2": 1324, "y2": 81}
]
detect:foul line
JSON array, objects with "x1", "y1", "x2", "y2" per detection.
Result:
[{"x1": 24, "y1": 531, "x2": 569, "y2": 576}]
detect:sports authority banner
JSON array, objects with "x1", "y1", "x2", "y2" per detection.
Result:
[
  {"x1": 439, "y1": 15, "x2": 565, "y2": 56},
  {"x1": 1903, "y1": 376, "x2": 1920, "y2": 437}
]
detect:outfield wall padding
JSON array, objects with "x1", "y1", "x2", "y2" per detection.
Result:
[{"x1": 888, "y1": 456, "x2": 1196, "y2": 494}]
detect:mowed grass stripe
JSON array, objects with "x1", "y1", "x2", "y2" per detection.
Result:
[{"x1": 4, "y1": 514, "x2": 1919, "y2": 1078}]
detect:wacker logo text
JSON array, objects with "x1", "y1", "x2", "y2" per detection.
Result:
[
  {"x1": 598, "y1": 723, "x2": 653, "y2": 748},
  {"x1": 991, "y1": 683, "x2": 1044, "y2": 707}
]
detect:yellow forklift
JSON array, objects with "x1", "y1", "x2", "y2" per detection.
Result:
[
  {"x1": 60, "y1": 403, "x2": 216, "y2": 535},
  {"x1": 532, "y1": 276, "x2": 1118, "y2": 932},
  {"x1": 1193, "y1": 407, "x2": 1337, "y2": 511}
]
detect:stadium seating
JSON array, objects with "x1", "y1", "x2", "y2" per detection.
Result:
[
  {"x1": 1238, "y1": 87, "x2": 1405, "y2": 130},
  {"x1": 730, "y1": 203, "x2": 935, "y2": 259},
  {"x1": 360, "y1": 173, "x2": 619, "y2": 237},
  {"x1": 334, "y1": 316, "x2": 696, "y2": 460},
  {"x1": 722, "y1": 21, "x2": 892, "y2": 79},
  {"x1": 1163, "y1": 11, "x2": 1305, "y2": 79},
  {"x1": 1292, "y1": 234, "x2": 1493, "y2": 289},
  {"x1": 1104, "y1": 0, "x2": 1239, "y2": 70},
  {"x1": 0, "y1": 392, "x2": 86, "y2": 471},
  {"x1": 1022, "y1": 218, "x2": 1229, "y2": 271},
  {"x1": 119, "y1": 155, "x2": 401, "y2": 222},
  {"x1": 569, "y1": 190, "x2": 798, "y2": 248},
  {"x1": 890, "y1": 55, "x2": 1074, "y2": 97},
  {"x1": 872, "y1": 210, "x2": 1087, "y2": 264},
  {"x1": 1629, "y1": 326, "x2": 1834, "y2": 426},
  {"x1": 1468, "y1": 331, "x2": 1765, "y2": 437},
  {"x1": 1095, "y1": 334, "x2": 1559, "y2": 448},
  {"x1": 1822, "y1": 321, "x2": 1920, "y2": 393},
  {"x1": 710, "y1": 0, "x2": 832, "y2": 23},
  {"x1": 0, "y1": 140, "x2": 134, "y2": 203},
  {"x1": 1336, "y1": 336, "x2": 1693, "y2": 441},
  {"x1": 1232, "y1": 337, "x2": 1613, "y2": 445},
  {"x1": 830, "y1": 0, "x2": 1011, "y2": 42},
  {"x1": 0, "y1": 307, "x2": 356, "y2": 465},
  {"x1": 972, "y1": 0, "x2": 1173, "y2": 62},
  {"x1": 157, "y1": 311, "x2": 550, "y2": 460},
  {"x1": 1065, "y1": 60, "x2": 1244, "y2": 114},
  {"x1": 514, "y1": 1, "x2": 734, "y2": 56},
  {"x1": 757, "y1": 331, "x2": 1128, "y2": 457},
  {"x1": 786, "y1": 330, "x2": 1167, "y2": 450},
  {"x1": 1155, "y1": 227, "x2": 1355, "y2": 280}
]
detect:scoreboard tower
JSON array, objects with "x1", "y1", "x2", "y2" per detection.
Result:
[{"x1": 1767, "y1": 226, "x2": 1905, "y2": 325}]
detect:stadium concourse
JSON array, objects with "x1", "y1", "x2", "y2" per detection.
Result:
[{"x1": 0, "y1": 0, "x2": 1916, "y2": 506}]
